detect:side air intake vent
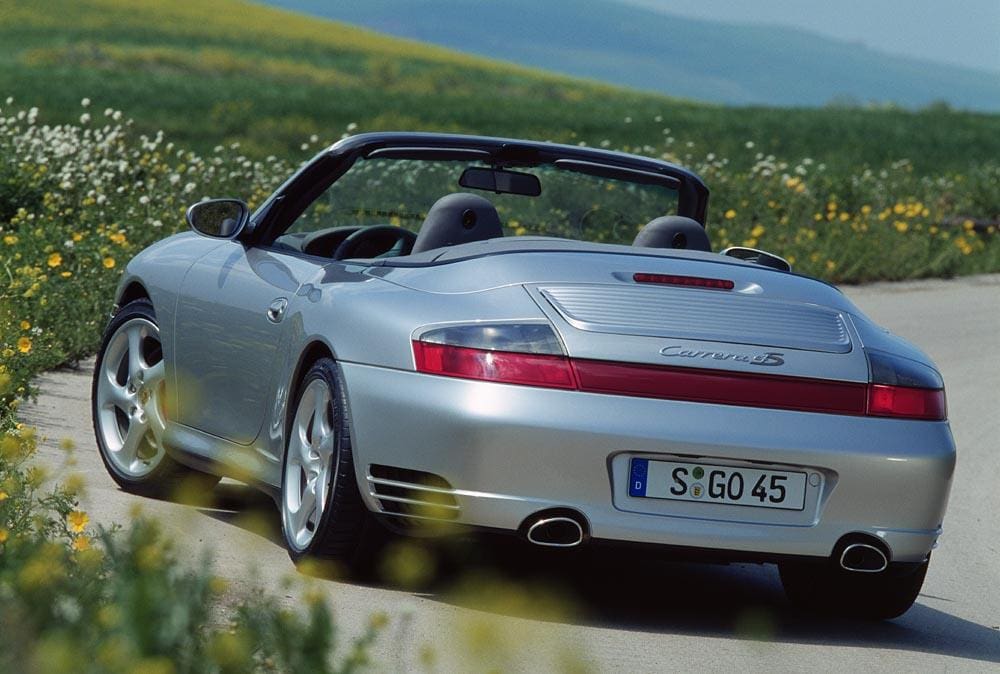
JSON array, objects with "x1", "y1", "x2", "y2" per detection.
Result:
[{"x1": 368, "y1": 464, "x2": 460, "y2": 520}]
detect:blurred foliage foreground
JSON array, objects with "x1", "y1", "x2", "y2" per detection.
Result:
[{"x1": 0, "y1": 97, "x2": 999, "y2": 670}]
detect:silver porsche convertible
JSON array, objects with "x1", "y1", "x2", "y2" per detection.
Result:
[{"x1": 91, "y1": 133, "x2": 954, "y2": 619}]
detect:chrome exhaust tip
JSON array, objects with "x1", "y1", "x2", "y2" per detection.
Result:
[
  {"x1": 840, "y1": 543, "x2": 889, "y2": 573},
  {"x1": 525, "y1": 516, "x2": 585, "y2": 548}
]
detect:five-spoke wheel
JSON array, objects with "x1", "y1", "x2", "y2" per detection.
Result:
[
  {"x1": 279, "y1": 357, "x2": 370, "y2": 565},
  {"x1": 92, "y1": 299, "x2": 218, "y2": 495}
]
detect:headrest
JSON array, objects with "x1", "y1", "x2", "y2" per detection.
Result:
[
  {"x1": 633, "y1": 216, "x2": 711, "y2": 252},
  {"x1": 411, "y1": 193, "x2": 503, "y2": 254}
]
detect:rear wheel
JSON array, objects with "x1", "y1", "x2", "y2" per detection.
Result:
[
  {"x1": 280, "y1": 357, "x2": 374, "y2": 567},
  {"x1": 92, "y1": 299, "x2": 220, "y2": 496},
  {"x1": 779, "y1": 557, "x2": 929, "y2": 620}
]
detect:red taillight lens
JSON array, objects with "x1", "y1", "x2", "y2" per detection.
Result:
[
  {"x1": 867, "y1": 384, "x2": 946, "y2": 421},
  {"x1": 412, "y1": 326, "x2": 947, "y2": 421},
  {"x1": 633, "y1": 273, "x2": 734, "y2": 290},
  {"x1": 412, "y1": 341, "x2": 577, "y2": 389},
  {"x1": 865, "y1": 349, "x2": 946, "y2": 420},
  {"x1": 573, "y1": 360, "x2": 868, "y2": 415}
]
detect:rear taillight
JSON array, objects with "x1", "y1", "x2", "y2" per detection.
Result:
[
  {"x1": 413, "y1": 326, "x2": 947, "y2": 421},
  {"x1": 865, "y1": 349, "x2": 946, "y2": 420},
  {"x1": 413, "y1": 323, "x2": 576, "y2": 389}
]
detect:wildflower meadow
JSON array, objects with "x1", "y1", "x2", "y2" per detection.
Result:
[{"x1": 0, "y1": 93, "x2": 997, "y2": 669}]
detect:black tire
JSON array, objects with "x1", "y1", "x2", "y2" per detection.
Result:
[
  {"x1": 779, "y1": 556, "x2": 928, "y2": 620},
  {"x1": 280, "y1": 357, "x2": 379, "y2": 569},
  {"x1": 91, "y1": 298, "x2": 221, "y2": 498}
]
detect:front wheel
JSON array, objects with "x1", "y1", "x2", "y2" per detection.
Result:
[
  {"x1": 280, "y1": 357, "x2": 374, "y2": 567},
  {"x1": 779, "y1": 556, "x2": 929, "y2": 620},
  {"x1": 92, "y1": 298, "x2": 220, "y2": 496}
]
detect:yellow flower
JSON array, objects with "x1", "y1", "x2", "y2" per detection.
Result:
[
  {"x1": 894, "y1": 221, "x2": 908, "y2": 233},
  {"x1": 103, "y1": 257, "x2": 116, "y2": 269},
  {"x1": 750, "y1": 224, "x2": 765, "y2": 238},
  {"x1": 20, "y1": 320, "x2": 30, "y2": 330},
  {"x1": 72, "y1": 536, "x2": 91, "y2": 552},
  {"x1": 47, "y1": 252, "x2": 62, "y2": 268},
  {"x1": 963, "y1": 219, "x2": 975, "y2": 231},
  {"x1": 860, "y1": 205, "x2": 872, "y2": 215},
  {"x1": 724, "y1": 209, "x2": 736, "y2": 220},
  {"x1": 109, "y1": 232, "x2": 127, "y2": 245},
  {"x1": 0, "y1": 529, "x2": 7, "y2": 544},
  {"x1": 71, "y1": 232, "x2": 83, "y2": 242},
  {"x1": 61, "y1": 271, "x2": 72, "y2": 278},
  {"x1": 3, "y1": 235, "x2": 17, "y2": 245},
  {"x1": 17, "y1": 337, "x2": 32, "y2": 354},
  {"x1": 67, "y1": 510, "x2": 89, "y2": 533},
  {"x1": 0, "y1": 490, "x2": 8, "y2": 501},
  {"x1": 825, "y1": 260, "x2": 837, "y2": 272}
]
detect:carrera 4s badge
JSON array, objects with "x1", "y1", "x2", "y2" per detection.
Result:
[{"x1": 659, "y1": 345, "x2": 785, "y2": 366}]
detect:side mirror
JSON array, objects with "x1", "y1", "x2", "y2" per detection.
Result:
[
  {"x1": 186, "y1": 199, "x2": 249, "y2": 239},
  {"x1": 721, "y1": 246, "x2": 792, "y2": 272}
]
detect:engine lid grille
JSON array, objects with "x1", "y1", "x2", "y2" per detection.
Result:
[{"x1": 540, "y1": 284, "x2": 851, "y2": 354}]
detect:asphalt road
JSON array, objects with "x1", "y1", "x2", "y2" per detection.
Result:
[{"x1": 22, "y1": 274, "x2": 1000, "y2": 672}]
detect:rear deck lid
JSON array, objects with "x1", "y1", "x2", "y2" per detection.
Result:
[{"x1": 527, "y1": 283, "x2": 869, "y2": 383}]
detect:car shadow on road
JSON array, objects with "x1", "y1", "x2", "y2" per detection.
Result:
[
  {"x1": 426, "y1": 536, "x2": 1000, "y2": 666},
  {"x1": 188, "y1": 483, "x2": 1000, "y2": 666}
]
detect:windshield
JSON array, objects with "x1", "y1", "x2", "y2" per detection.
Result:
[{"x1": 282, "y1": 156, "x2": 680, "y2": 254}]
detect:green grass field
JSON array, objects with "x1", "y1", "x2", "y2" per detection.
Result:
[{"x1": 3, "y1": 0, "x2": 1000, "y2": 175}]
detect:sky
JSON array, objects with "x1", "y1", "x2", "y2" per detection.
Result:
[{"x1": 625, "y1": 0, "x2": 1000, "y2": 74}]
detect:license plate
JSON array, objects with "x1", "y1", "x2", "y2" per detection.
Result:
[{"x1": 628, "y1": 458, "x2": 807, "y2": 511}]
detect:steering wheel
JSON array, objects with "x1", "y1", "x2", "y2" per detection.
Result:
[{"x1": 332, "y1": 225, "x2": 417, "y2": 260}]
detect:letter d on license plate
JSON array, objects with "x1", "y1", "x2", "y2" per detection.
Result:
[{"x1": 629, "y1": 458, "x2": 807, "y2": 511}]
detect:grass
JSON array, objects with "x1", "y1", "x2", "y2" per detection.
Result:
[{"x1": 1, "y1": 0, "x2": 1000, "y2": 175}]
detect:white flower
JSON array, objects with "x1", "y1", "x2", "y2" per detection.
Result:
[
  {"x1": 624, "y1": 116, "x2": 632, "y2": 123},
  {"x1": 64, "y1": 239, "x2": 75, "y2": 248},
  {"x1": 112, "y1": 111, "x2": 122, "y2": 121},
  {"x1": 80, "y1": 113, "x2": 91, "y2": 124},
  {"x1": 654, "y1": 115, "x2": 662, "y2": 122},
  {"x1": 745, "y1": 141, "x2": 755, "y2": 149},
  {"x1": 81, "y1": 97, "x2": 91, "y2": 108},
  {"x1": 139, "y1": 195, "x2": 150, "y2": 205},
  {"x1": 183, "y1": 182, "x2": 196, "y2": 193},
  {"x1": 346, "y1": 122, "x2": 358, "y2": 131},
  {"x1": 309, "y1": 134, "x2": 318, "y2": 143},
  {"x1": 300, "y1": 143, "x2": 309, "y2": 150}
]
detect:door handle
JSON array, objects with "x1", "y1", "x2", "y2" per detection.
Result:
[{"x1": 266, "y1": 298, "x2": 288, "y2": 323}]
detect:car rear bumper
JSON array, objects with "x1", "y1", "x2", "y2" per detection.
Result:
[{"x1": 342, "y1": 363, "x2": 956, "y2": 563}]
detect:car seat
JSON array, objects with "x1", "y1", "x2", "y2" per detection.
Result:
[{"x1": 411, "y1": 193, "x2": 503, "y2": 254}]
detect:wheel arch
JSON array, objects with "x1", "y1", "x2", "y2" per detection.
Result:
[
  {"x1": 116, "y1": 280, "x2": 152, "y2": 308},
  {"x1": 284, "y1": 339, "x2": 338, "y2": 428}
]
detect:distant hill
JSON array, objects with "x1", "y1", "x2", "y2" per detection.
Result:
[
  {"x1": 266, "y1": 0, "x2": 1000, "y2": 111},
  {"x1": 3, "y1": 0, "x2": 1000, "y2": 174}
]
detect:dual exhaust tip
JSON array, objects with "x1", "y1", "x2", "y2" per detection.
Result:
[
  {"x1": 839, "y1": 540, "x2": 889, "y2": 573},
  {"x1": 522, "y1": 514, "x2": 890, "y2": 573},
  {"x1": 523, "y1": 511, "x2": 588, "y2": 548}
]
